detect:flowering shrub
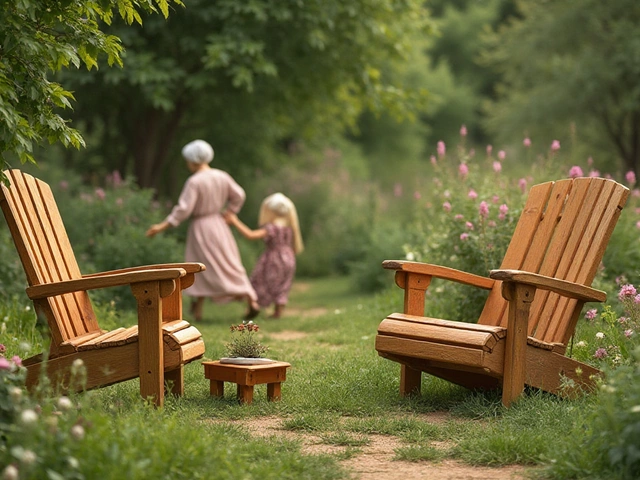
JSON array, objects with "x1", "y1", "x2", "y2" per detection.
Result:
[
  {"x1": 575, "y1": 283, "x2": 640, "y2": 368},
  {"x1": 225, "y1": 321, "x2": 269, "y2": 358}
]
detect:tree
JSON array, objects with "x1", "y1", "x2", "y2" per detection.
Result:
[
  {"x1": 481, "y1": 0, "x2": 640, "y2": 175},
  {"x1": 57, "y1": 0, "x2": 432, "y2": 191},
  {"x1": 0, "y1": 0, "x2": 183, "y2": 184}
]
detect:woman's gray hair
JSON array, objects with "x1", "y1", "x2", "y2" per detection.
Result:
[{"x1": 181, "y1": 139, "x2": 214, "y2": 164}]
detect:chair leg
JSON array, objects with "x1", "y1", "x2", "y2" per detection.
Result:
[
  {"x1": 165, "y1": 367, "x2": 184, "y2": 396},
  {"x1": 132, "y1": 281, "x2": 171, "y2": 408},
  {"x1": 501, "y1": 282, "x2": 536, "y2": 407},
  {"x1": 400, "y1": 365, "x2": 422, "y2": 396}
]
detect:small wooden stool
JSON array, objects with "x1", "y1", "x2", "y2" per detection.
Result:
[{"x1": 203, "y1": 361, "x2": 291, "y2": 404}]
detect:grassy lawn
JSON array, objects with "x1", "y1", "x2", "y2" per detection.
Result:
[{"x1": 52, "y1": 274, "x2": 596, "y2": 478}]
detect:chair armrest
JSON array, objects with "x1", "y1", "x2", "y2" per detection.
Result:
[
  {"x1": 383, "y1": 260, "x2": 495, "y2": 290},
  {"x1": 26, "y1": 268, "x2": 187, "y2": 300},
  {"x1": 82, "y1": 262, "x2": 206, "y2": 278},
  {"x1": 489, "y1": 269, "x2": 606, "y2": 303}
]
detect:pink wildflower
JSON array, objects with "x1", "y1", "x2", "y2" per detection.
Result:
[
  {"x1": 550, "y1": 140, "x2": 561, "y2": 152},
  {"x1": 587, "y1": 156, "x2": 593, "y2": 166},
  {"x1": 95, "y1": 188, "x2": 106, "y2": 201},
  {"x1": 634, "y1": 294, "x2": 640, "y2": 304},
  {"x1": 492, "y1": 195, "x2": 500, "y2": 204},
  {"x1": 437, "y1": 141, "x2": 446, "y2": 158},
  {"x1": 460, "y1": 124, "x2": 467, "y2": 137},
  {"x1": 625, "y1": 329, "x2": 634, "y2": 338},
  {"x1": 499, "y1": 204, "x2": 508, "y2": 221},
  {"x1": 430, "y1": 155, "x2": 437, "y2": 166},
  {"x1": 486, "y1": 144, "x2": 493, "y2": 156},
  {"x1": 636, "y1": 221, "x2": 640, "y2": 230},
  {"x1": 443, "y1": 201, "x2": 452, "y2": 212},
  {"x1": 594, "y1": 348, "x2": 607, "y2": 359},
  {"x1": 0, "y1": 358, "x2": 10, "y2": 370},
  {"x1": 460, "y1": 233, "x2": 469, "y2": 241},
  {"x1": 394, "y1": 183, "x2": 402, "y2": 197},
  {"x1": 488, "y1": 220, "x2": 497, "y2": 227},
  {"x1": 584, "y1": 309, "x2": 597, "y2": 320},
  {"x1": 633, "y1": 189, "x2": 640, "y2": 198},
  {"x1": 589, "y1": 170, "x2": 601, "y2": 178},
  {"x1": 518, "y1": 178, "x2": 527, "y2": 193},
  {"x1": 454, "y1": 214, "x2": 464, "y2": 221},
  {"x1": 467, "y1": 189, "x2": 478, "y2": 200},
  {"x1": 443, "y1": 190, "x2": 451, "y2": 198},
  {"x1": 498, "y1": 150, "x2": 506, "y2": 161},
  {"x1": 568, "y1": 166, "x2": 583, "y2": 179},
  {"x1": 523, "y1": 137, "x2": 531, "y2": 148},
  {"x1": 459, "y1": 163, "x2": 469, "y2": 178},
  {"x1": 626, "y1": 171, "x2": 636, "y2": 186},
  {"x1": 11, "y1": 356, "x2": 21, "y2": 367},
  {"x1": 619, "y1": 284, "x2": 637, "y2": 300},
  {"x1": 413, "y1": 191, "x2": 421, "y2": 200},
  {"x1": 479, "y1": 201, "x2": 489, "y2": 218},
  {"x1": 492, "y1": 161, "x2": 502, "y2": 173},
  {"x1": 465, "y1": 221, "x2": 474, "y2": 231},
  {"x1": 0, "y1": 344, "x2": 5, "y2": 353}
]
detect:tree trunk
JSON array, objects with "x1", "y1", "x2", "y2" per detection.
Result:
[{"x1": 132, "y1": 103, "x2": 186, "y2": 191}]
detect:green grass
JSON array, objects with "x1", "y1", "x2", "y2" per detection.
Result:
[{"x1": 0, "y1": 275, "x2": 617, "y2": 478}]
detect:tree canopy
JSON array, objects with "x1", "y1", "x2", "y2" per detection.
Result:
[
  {"x1": 482, "y1": 0, "x2": 640, "y2": 174},
  {"x1": 55, "y1": 0, "x2": 432, "y2": 191},
  {"x1": 0, "y1": 0, "x2": 184, "y2": 183}
]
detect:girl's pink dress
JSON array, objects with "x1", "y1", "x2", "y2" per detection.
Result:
[
  {"x1": 165, "y1": 168, "x2": 257, "y2": 303},
  {"x1": 250, "y1": 223, "x2": 296, "y2": 307}
]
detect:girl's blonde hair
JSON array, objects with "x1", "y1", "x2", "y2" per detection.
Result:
[{"x1": 258, "y1": 193, "x2": 304, "y2": 254}]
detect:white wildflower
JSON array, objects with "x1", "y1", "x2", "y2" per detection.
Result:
[
  {"x1": 57, "y1": 396, "x2": 73, "y2": 411},
  {"x1": 20, "y1": 409, "x2": 38, "y2": 426},
  {"x1": 2, "y1": 465, "x2": 19, "y2": 480},
  {"x1": 70, "y1": 424, "x2": 85, "y2": 440},
  {"x1": 20, "y1": 449, "x2": 36, "y2": 466}
]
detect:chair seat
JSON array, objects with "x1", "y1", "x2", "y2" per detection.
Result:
[{"x1": 64, "y1": 320, "x2": 202, "y2": 351}]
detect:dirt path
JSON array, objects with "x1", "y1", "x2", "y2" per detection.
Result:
[{"x1": 223, "y1": 416, "x2": 535, "y2": 480}]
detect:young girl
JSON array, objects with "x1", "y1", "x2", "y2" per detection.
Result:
[
  {"x1": 146, "y1": 139, "x2": 260, "y2": 321},
  {"x1": 225, "y1": 193, "x2": 304, "y2": 318}
]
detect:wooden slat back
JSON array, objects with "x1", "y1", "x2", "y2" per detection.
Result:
[
  {"x1": 0, "y1": 170, "x2": 99, "y2": 344},
  {"x1": 478, "y1": 177, "x2": 628, "y2": 346}
]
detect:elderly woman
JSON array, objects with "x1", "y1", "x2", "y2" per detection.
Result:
[{"x1": 146, "y1": 139, "x2": 259, "y2": 321}]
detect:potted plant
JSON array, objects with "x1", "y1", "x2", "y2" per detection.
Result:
[{"x1": 221, "y1": 321, "x2": 274, "y2": 365}]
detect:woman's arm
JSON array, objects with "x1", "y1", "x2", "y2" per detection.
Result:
[{"x1": 225, "y1": 212, "x2": 266, "y2": 241}]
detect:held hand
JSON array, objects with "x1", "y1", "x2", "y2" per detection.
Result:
[{"x1": 223, "y1": 211, "x2": 238, "y2": 225}]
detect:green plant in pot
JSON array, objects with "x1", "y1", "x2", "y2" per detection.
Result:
[{"x1": 222, "y1": 321, "x2": 273, "y2": 364}]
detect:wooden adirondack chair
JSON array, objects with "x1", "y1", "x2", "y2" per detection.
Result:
[
  {"x1": 0, "y1": 169, "x2": 206, "y2": 407},
  {"x1": 375, "y1": 177, "x2": 629, "y2": 406}
]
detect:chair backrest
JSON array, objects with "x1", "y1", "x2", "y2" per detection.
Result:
[
  {"x1": 0, "y1": 170, "x2": 100, "y2": 347},
  {"x1": 478, "y1": 177, "x2": 629, "y2": 346}
]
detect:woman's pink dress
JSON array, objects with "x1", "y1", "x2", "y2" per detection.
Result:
[
  {"x1": 250, "y1": 223, "x2": 296, "y2": 307},
  {"x1": 165, "y1": 168, "x2": 257, "y2": 303}
]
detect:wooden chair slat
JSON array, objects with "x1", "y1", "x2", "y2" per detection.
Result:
[
  {"x1": 478, "y1": 180, "x2": 555, "y2": 327},
  {"x1": 524, "y1": 178, "x2": 595, "y2": 338},
  {"x1": 543, "y1": 181, "x2": 628, "y2": 343},
  {"x1": 23, "y1": 173, "x2": 95, "y2": 339}
]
